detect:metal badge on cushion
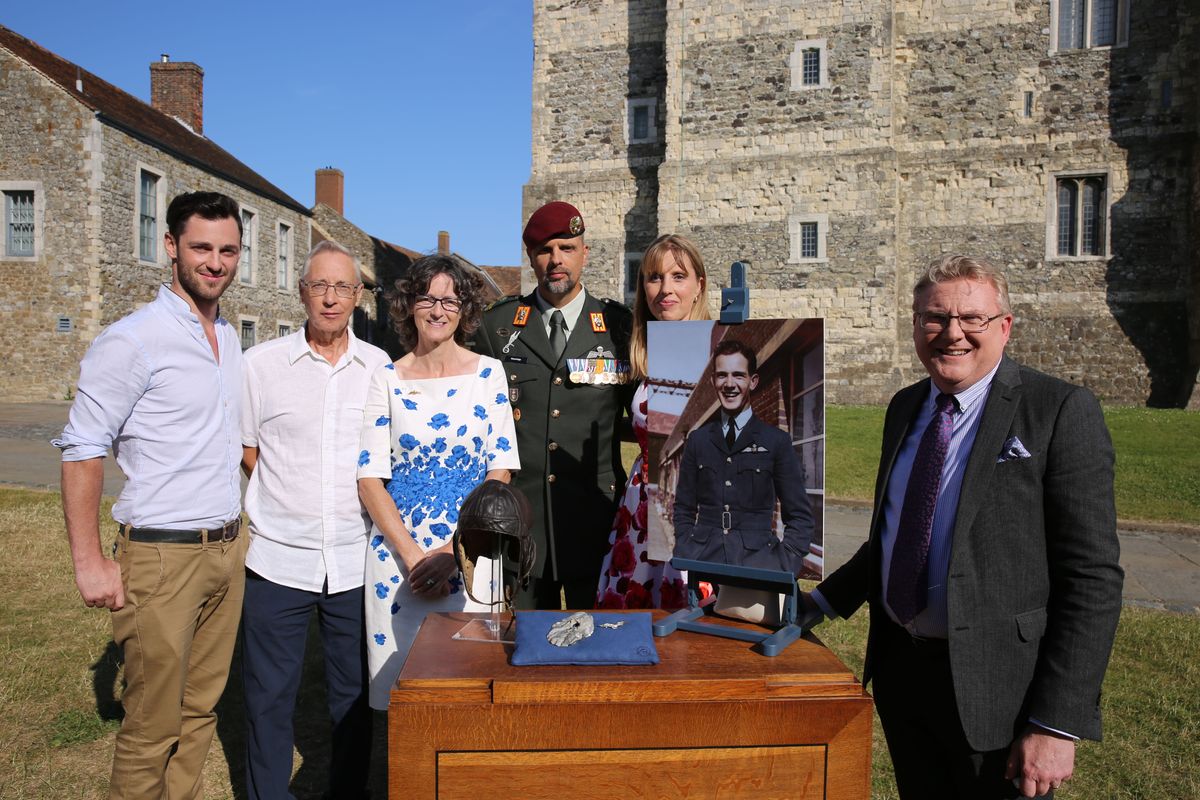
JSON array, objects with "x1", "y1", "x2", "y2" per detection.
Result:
[{"x1": 547, "y1": 611, "x2": 595, "y2": 647}]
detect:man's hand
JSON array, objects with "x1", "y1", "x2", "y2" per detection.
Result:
[
  {"x1": 75, "y1": 557, "x2": 125, "y2": 610},
  {"x1": 408, "y1": 551, "x2": 459, "y2": 599},
  {"x1": 1005, "y1": 725, "x2": 1075, "y2": 797}
]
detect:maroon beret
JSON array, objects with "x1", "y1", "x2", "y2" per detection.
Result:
[{"x1": 522, "y1": 201, "x2": 585, "y2": 249}]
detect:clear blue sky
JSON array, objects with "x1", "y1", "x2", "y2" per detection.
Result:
[{"x1": 5, "y1": 1, "x2": 533, "y2": 265}]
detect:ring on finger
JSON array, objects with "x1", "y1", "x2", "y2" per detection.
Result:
[{"x1": 423, "y1": 577, "x2": 438, "y2": 587}]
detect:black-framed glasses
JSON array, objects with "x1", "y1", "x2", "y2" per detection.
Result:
[
  {"x1": 413, "y1": 295, "x2": 462, "y2": 313},
  {"x1": 300, "y1": 280, "x2": 361, "y2": 298},
  {"x1": 916, "y1": 311, "x2": 1006, "y2": 333}
]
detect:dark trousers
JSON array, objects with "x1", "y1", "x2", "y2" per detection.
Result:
[
  {"x1": 241, "y1": 570, "x2": 372, "y2": 800},
  {"x1": 872, "y1": 618, "x2": 1052, "y2": 800}
]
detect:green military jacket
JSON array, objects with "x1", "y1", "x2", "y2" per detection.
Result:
[{"x1": 472, "y1": 289, "x2": 634, "y2": 583}]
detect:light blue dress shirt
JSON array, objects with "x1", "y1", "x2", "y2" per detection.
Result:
[
  {"x1": 877, "y1": 360, "x2": 999, "y2": 638},
  {"x1": 53, "y1": 285, "x2": 242, "y2": 529}
]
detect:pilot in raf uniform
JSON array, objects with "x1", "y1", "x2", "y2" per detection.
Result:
[
  {"x1": 672, "y1": 338, "x2": 814, "y2": 575},
  {"x1": 473, "y1": 201, "x2": 634, "y2": 608}
]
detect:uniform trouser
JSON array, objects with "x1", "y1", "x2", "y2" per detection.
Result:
[
  {"x1": 109, "y1": 530, "x2": 248, "y2": 800},
  {"x1": 241, "y1": 570, "x2": 372, "y2": 800}
]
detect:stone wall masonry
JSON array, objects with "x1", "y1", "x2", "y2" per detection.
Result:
[
  {"x1": 95, "y1": 127, "x2": 310, "y2": 358},
  {"x1": 0, "y1": 50, "x2": 100, "y2": 401},
  {"x1": 529, "y1": 0, "x2": 1199, "y2": 405}
]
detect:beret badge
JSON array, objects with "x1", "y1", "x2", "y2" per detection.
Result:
[{"x1": 569, "y1": 215, "x2": 583, "y2": 236}]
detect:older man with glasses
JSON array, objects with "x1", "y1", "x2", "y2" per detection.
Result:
[
  {"x1": 239, "y1": 240, "x2": 390, "y2": 800},
  {"x1": 807, "y1": 255, "x2": 1123, "y2": 799}
]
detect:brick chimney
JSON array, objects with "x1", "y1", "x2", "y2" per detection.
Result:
[
  {"x1": 315, "y1": 168, "x2": 344, "y2": 215},
  {"x1": 149, "y1": 55, "x2": 203, "y2": 134},
  {"x1": 438, "y1": 231, "x2": 450, "y2": 255}
]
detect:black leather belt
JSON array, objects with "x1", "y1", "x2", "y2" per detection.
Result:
[{"x1": 119, "y1": 519, "x2": 240, "y2": 544}]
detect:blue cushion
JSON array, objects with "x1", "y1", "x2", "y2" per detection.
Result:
[{"x1": 511, "y1": 611, "x2": 660, "y2": 666}]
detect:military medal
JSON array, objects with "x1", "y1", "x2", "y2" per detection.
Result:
[
  {"x1": 590, "y1": 312, "x2": 607, "y2": 333},
  {"x1": 513, "y1": 306, "x2": 531, "y2": 327}
]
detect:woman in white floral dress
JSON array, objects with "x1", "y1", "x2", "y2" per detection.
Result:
[
  {"x1": 596, "y1": 234, "x2": 711, "y2": 610},
  {"x1": 358, "y1": 256, "x2": 519, "y2": 709}
]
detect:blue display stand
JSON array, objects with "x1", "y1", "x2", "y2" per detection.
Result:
[
  {"x1": 653, "y1": 558, "x2": 819, "y2": 656},
  {"x1": 719, "y1": 261, "x2": 750, "y2": 324}
]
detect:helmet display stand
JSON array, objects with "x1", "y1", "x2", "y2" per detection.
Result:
[
  {"x1": 448, "y1": 479, "x2": 534, "y2": 644},
  {"x1": 452, "y1": 537, "x2": 513, "y2": 643}
]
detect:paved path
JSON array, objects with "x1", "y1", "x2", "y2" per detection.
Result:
[{"x1": 4, "y1": 402, "x2": 1196, "y2": 614}]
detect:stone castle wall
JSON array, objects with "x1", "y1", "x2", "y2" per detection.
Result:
[
  {"x1": 0, "y1": 48, "x2": 102, "y2": 401},
  {"x1": 527, "y1": 0, "x2": 1199, "y2": 406},
  {"x1": 0, "y1": 49, "x2": 311, "y2": 400}
]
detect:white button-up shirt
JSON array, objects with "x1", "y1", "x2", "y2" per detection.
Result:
[
  {"x1": 241, "y1": 327, "x2": 391, "y2": 593},
  {"x1": 54, "y1": 284, "x2": 242, "y2": 529}
]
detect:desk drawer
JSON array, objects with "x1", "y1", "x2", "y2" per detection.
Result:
[{"x1": 437, "y1": 745, "x2": 825, "y2": 799}]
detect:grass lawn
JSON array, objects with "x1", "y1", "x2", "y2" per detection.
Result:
[
  {"x1": 2, "y1": 486, "x2": 1197, "y2": 798},
  {"x1": 826, "y1": 405, "x2": 1200, "y2": 526}
]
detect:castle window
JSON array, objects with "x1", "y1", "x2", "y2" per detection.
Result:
[
  {"x1": 790, "y1": 39, "x2": 828, "y2": 90},
  {"x1": 624, "y1": 253, "x2": 643, "y2": 304},
  {"x1": 626, "y1": 98, "x2": 657, "y2": 145},
  {"x1": 138, "y1": 169, "x2": 161, "y2": 262},
  {"x1": 277, "y1": 323, "x2": 292, "y2": 338},
  {"x1": 1052, "y1": 0, "x2": 1129, "y2": 51},
  {"x1": 788, "y1": 213, "x2": 828, "y2": 263},
  {"x1": 240, "y1": 319, "x2": 257, "y2": 351},
  {"x1": 1051, "y1": 174, "x2": 1108, "y2": 258},
  {"x1": 276, "y1": 222, "x2": 292, "y2": 289},
  {"x1": 4, "y1": 190, "x2": 35, "y2": 257},
  {"x1": 239, "y1": 208, "x2": 257, "y2": 284}
]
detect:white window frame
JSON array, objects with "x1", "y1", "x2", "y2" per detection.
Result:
[
  {"x1": 625, "y1": 97, "x2": 657, "y2": 145},
  {"x1": 623, "y1": 252, "x2": 644, "y2": 305},
  {"x1": 276, "y1": 221, "x2": 292, "y2": 289},
  {"x1": 239, "y1": 205, "x2": 258, "y2": 285},
  {"x1": 1049, "y1": 0, "x2": 1130, "y2": 53},
  {"x1": 1046, "y1": 170, "x2": 1111, "y2": 260},
  {"x1": 790, "y1": 39, "x2": 829, "y2": 90},
  {"x1": 788, "y1": 213, "x2": 829, "y2": 264},
  {"x1": 0, "y1": 181, "x2": 44, "y2": 261},
  {"x1": 134, "y1": 164, "x2": 165, "y2": 264},
  {"x1": 239, "y1": 316, "x2": 258, "y2": 351}
]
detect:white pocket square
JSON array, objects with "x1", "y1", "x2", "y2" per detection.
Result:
[{"x1": 997, "y1": 436, "x2": 1032, "y2": 463}]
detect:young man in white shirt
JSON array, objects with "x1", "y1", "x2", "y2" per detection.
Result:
[
  {"x1": 56, "y1": 191, "x2": 246, "y2": 799},
  {"x1": 240, "y1": 240, "x2": 389, "y2": 800}
]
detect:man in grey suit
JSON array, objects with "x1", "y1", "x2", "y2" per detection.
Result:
[{"x1": 808, "y1": 255, "x2": 1122, "y2": 799}]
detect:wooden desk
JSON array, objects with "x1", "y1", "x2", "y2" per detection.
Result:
[{"x1": 389, "y1": 612, "x2": 872, "y2": 799}]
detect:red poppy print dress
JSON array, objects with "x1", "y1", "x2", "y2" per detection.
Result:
[{"x1": 596, "y1": 382, "x2": 688, "y2": 609}]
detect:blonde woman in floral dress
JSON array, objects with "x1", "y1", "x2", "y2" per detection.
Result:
[{"x1": 596, "y1": 235, "x2": 711, "y2": 609}]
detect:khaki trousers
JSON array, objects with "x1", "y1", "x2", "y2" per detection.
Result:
[{"x1": 108, "y1": 529, "x2": 247, "y2": 800}]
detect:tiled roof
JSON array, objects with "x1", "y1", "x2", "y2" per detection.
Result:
[
  {"x1": 480, "y1": 266, "x2": 522, "y2": 296},
  {"x1": 0, "y1": 25, "x2": 308, "y2": 214}
]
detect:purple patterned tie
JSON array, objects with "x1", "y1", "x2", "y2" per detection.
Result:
[{"x1": 887, "y1": 392, "x2": 957, "y2": 624}]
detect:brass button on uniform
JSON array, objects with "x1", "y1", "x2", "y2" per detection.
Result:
[
  {"x1": 547, "y1": 474, "x2": 556, "y2": 484},
  {"x1": 553, "y1": 376, "x2": 563, "y2": 385},
  {"x1": 548, "y1": 442, "x2": 558, "y2": 451},
  {"x1": 551, "y1": 409, "x2": 561, "y2": 418},
  {"x1": 510, "y1": 373, "x2": 518, "y2": 381}
]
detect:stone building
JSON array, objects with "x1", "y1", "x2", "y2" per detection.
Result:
[
  {"x1": 309, "y1": 167, "x2": 514, "y2": 356},
  {"x1": 0, "y1": 26, "x2": 310, "y2": 401},
  {"x1": 526, "y1": 0, "x2": 1199, "y2": 407}
]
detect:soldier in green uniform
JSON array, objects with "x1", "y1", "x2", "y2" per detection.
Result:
[{"x1": 473, "y1": 201, "x2": 634, "y2": 609}]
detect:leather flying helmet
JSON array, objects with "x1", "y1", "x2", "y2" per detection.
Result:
[{"x1": 453, "y1": 480, "x2": 536, "y2": 607}]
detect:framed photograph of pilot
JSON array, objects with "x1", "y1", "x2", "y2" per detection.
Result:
[{"x1": 645, "y1": 318, "x2": 825, "y2": 582}]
